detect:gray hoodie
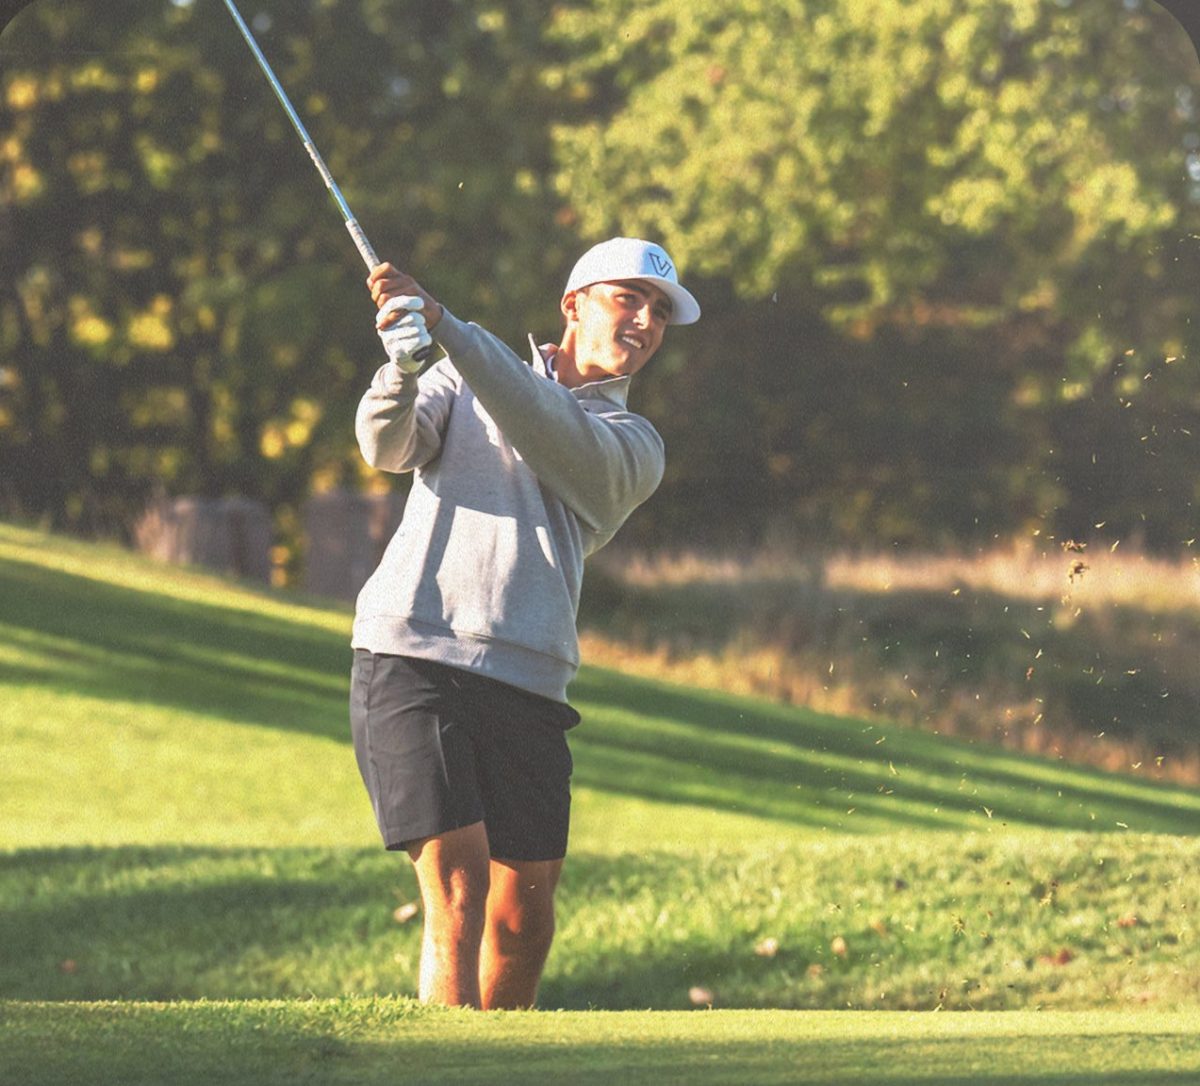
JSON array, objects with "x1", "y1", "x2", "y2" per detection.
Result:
[{"x1": 351, "y1": 308, "x2": 665, "y2": 703}]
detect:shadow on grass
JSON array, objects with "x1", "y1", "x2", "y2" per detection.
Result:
[
  {"x1": 569, "y1": 668, "x2": 1200, "y2": 835},
  {"x1": 0, "y1": 846, "x2": 411, "y2": 1001},
  {"x1": 3, "y1": 840, "x2": 1199, "y2": 1012},
  {"x1": 4, "y1": 552, "x2": 1200, "y2": 836},
  {"x1": 0, "y1": 556, "x2": 352, "y2": 740}
]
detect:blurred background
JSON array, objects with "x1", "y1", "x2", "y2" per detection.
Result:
[{"x1": 3, "y1": 0, "x2": 1200, "y2": 780}]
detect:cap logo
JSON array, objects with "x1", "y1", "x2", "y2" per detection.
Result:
[
  {"x1": 649, "y1": 251, "x2": 675, "y2": 279},
  {"x1": 564, "y1": 237, "x2": 699, "y2": 324}
]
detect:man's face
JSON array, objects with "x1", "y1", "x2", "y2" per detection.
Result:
[{"x1": 563, "y1": 279, "x2": 673, "y2": 381}]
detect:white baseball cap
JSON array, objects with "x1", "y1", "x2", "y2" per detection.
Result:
[{"x1": 563, "y1": 237, "x2": 701, "y2": 325}]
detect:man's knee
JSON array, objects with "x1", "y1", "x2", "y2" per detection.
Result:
[
  {"x1": 427, "y1": 874, "x2": 490, "y2": 938},
  {"x1": 409, "y1": 824, "x2": 492, "y2": 936},
  {"x1": 487, "y1": 893, "x2": 557, "y2": 960}
]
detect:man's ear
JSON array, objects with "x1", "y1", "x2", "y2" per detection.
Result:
[{"x1": 561, "y1": 289, "x2": 581, "y2": 325}]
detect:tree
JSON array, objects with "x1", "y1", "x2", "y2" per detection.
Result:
[
  {"x1": 4, "y1": 0, "x2": 1199, "y2": 556},
  {"x1": 548, "y1": 0, "x2": 1200, "y2": 547},
  {"x1": 0, "y1": 0, "x2": 570, "y2": 563}
]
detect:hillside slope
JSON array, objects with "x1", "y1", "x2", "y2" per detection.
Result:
[{"x1": 2, "y1": 522, "x2": 1198, "y2": 1011}]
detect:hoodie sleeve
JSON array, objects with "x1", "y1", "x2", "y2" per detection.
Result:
[
  {"x1": 355, "y1": 358, "x2": 458, "y2": 473},
  {"x1": 433, "y1": 308, "x2": 664, "y2": 533}
]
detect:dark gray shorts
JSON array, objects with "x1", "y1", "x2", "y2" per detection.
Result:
[{"x1": 349, "y1": 652, "x2": 578, "y2": 861}]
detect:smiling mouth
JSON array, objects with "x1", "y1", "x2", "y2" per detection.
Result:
[{"x1": 618, "y1": 333, "x2": 646, "y2": 350}]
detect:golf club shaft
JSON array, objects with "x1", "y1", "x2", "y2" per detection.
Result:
[
  {"x1": 220, "y1": 0, "x2": 378, "y2": 270},
  {"x1": 221, "y1": 0, "x2": 433, "y2": 363}
]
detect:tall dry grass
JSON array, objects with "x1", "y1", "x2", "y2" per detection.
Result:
[{"x1": 578, "y1": 541, "x2": 1200, "y2": 785}]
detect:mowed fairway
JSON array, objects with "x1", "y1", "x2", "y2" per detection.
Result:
[
  {"x1": 4, "y1": 1002, "x2": 1200, "y2": 1086},
  {"x1": 2, "y1": 522, "x2": 1200, "y2": 1083}
]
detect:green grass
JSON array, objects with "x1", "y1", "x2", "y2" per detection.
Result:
[
  {"x1": 3, "y1": 521, "x2": 1200, "y2": 1081},
  {"x1": 3, "y1": 1001, "x2": 1200, "y2": 1086},
  {"x1": 3, "y1": 836, "x2": 1198, "y2": 1009},
  {"x1": 4, "y1": 521, "x2": 1197, "y2": 853}
]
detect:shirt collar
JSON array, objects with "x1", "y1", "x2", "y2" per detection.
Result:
[{"x1": 526, "y1": 334, "x2": 632, "y2": 408}]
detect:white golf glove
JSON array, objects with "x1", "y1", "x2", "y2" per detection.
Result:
[{"x1": 377, "y1": 294, "x2": 433, "y2": 374}]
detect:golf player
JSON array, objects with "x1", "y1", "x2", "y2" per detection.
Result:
[{"x1": 349, "y1": 238, "x2": 700, "y2": 1009}]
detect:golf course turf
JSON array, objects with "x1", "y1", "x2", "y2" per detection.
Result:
[
  {"x1": 2, "y1": 522, "x2": 1198, "y2": 1083},
  {"x1": 4, "y1": 1001, "x2": 1200, "y2": 1085}
]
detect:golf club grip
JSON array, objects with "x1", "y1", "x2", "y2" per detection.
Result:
[
  {"x1": 349, "y1": 219, "x2": 434, "y2": 365},
  {"x1": 346, "y1": 218, "x2": 380, "y2": 271}
]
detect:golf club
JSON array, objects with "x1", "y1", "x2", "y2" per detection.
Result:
[{"x1": 220, "y1": 0, "x2": 432, "y2": 361}]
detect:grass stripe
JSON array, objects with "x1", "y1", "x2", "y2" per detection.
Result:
[{"x1": 2, "y1": 1002, "x2": 1199, "y2": 1086}]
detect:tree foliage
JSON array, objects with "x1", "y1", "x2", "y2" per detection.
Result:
[
  {"x1": 2, "y1": 0, "x2": 1199, "y2": 557},
  {"x1": 550, "y1": 0, "x2": 1200, "y2": 545},
  {"x1": 1, "y1": 0, "x2": 566, "y2": 547}
]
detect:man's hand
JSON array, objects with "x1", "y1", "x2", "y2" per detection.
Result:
[
  {"x1": 368, "y1": 263, "x2": 443, "y2": 332},
  {"x1": 377, "y1": 295, "x2": 433, "y2": 374}
]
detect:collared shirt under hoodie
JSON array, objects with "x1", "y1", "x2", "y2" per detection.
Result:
[{"x1": 351, "y1": 308, "x2": 665, "y2": 704}]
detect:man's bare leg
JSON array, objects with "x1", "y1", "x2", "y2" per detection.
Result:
[
  {"x1": 479, "y1": 857, "x2": 563, "y2": 1009},
  {"x1": 407, "y1": 822, "x2": 491, "y2": 1007}
]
